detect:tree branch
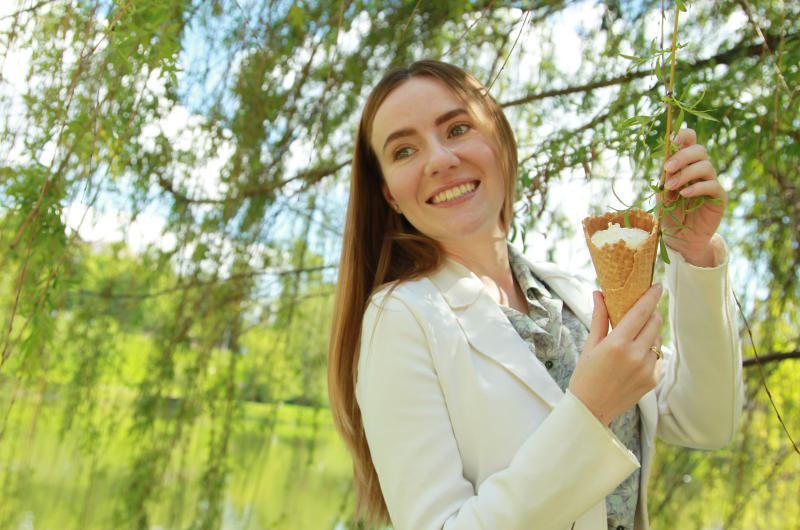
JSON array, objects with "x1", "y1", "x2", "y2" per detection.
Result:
[
  {"x1": 155, "y1": 160, "x2": 350, "y2": 204},
  {"x1": 743, "y1": 350, "x2": 800, "y2": 367},
  {"x1": 74, "y1": 264, "x2": 337, "y2": 300},
  {"x1": 0, "y1": 0, "x2": 58, "y2": 20},
  {"x1": 501, "y1": 31, "x2": 800, "y2": 108}
]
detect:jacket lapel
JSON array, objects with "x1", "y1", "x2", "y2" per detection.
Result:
[
  {"x1": 430, "y1": 259, "x2": 565, "y2": 409},
  {"x1": 429, "y1": 254, "x2": 659, "y2": 438}
]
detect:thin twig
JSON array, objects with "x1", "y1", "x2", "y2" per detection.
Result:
[
  {"x1": 8, "y1": 0, "x2": 135, "y2": 251},
  {"x1": 400, "y1": 0, "x2": 422, "y2": 37},
  {"x1": 651, "y1": 5, "x2": 680, "y2": 285},
  {"x1": 737, "y1": 0, "x2": 791, "y2": 92},
  {"x1": 734, "y1": 293, "x2": 800, "y2": 456},
  {"x1": 442, "y1": 0, "x2": 497, "y2": 59},
  {"x1": 302, "y1": 0, "x2": 345, "y2": 186},
  {"x1": 0, "y1": 0, "x2": 56, "y2": 20},
  {"x1": 155, "y1": 160, "x2": 349, "y2": 204},
  {"x1": 488, "y1": 0, "x2": 535, "y2": 91}
]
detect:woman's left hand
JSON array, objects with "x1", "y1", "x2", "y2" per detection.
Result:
[{"x1": 660, "y1": 128, "x2": 727, "y2": 267}]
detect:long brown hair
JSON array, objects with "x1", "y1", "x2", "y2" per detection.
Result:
[{"x1": 327, "y1": 60, "x2": 518, "y2": 526}]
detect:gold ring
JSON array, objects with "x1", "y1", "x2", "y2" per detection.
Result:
[{"x1": 649, "y1": 346, "x2": 663, "y2": 360}]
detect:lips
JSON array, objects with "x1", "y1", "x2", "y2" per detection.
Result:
[{"x1": 428, "y1": 181, "x2": 478, "y2": 204}]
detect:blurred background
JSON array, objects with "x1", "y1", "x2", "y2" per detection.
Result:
[{"x1": 0, "y1": 1, "x2": 798, "y2": 528}]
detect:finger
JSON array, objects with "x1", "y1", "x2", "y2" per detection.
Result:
[
  {"x1": 586, "y1": 290, "x2": 610, "y2": 349},
  {"x1": 678, "y1": 179, "x2": 727, "y2": 204},
  {"x1": 672, "y1": 127, "x2": 697, "y2": 148},
  {"x1": 651, "y1": 335, "x2": 664, "y2": 355},
  {"x1": 665, "y1": 159, "x2": 717, "y2": 191},
  {"x1": 665, "y1": 144, "x2": 709, "y2": 175},
  {"x1": 652, "y1": 337, "x2": 664, "y2": 375},
  {"x1": 633, "y1": 309, "x2": 662, "y2": 351},
  {"x1": 654, "y1": 356, "x2": 663, "y2": 380},
  {"x1": 613, "y1": 283, "x2": 663, "y2": 337},
  {"x1": 653, "y1": 336, "x2": 663, "y2": 352}
]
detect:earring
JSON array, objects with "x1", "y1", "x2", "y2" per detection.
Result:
[{"x1": 393, "y1": 203, "x2": 401, "y2": 213}]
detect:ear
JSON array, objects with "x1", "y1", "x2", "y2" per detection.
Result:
[{"x1": 381, "y1": 182, "x2": 395, "y2": 207}]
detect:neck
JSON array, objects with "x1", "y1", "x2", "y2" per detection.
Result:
[{"x1": 442, "y1": 235, "x2": 526, "y2": 311}]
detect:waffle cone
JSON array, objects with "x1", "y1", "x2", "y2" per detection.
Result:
[{"x1": 582, "y1": 209, "x2": 658, "y2": 327}]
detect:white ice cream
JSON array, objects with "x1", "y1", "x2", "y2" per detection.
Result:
[{"x1": 591, "y1": 222, "x2": 649, "y2": 249}]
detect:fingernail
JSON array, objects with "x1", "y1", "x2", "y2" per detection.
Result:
[
  {"x1": 653, "y1": 283, "x2": 663, "y2": 294},
  {"x1": 665, "y1": 160, "x2": 678, "y2": 172},
  {"x1": 666, "y1": 177, "x2": 678, "y2": 190},
  {"x1": 670, "y1": 131, "x2": 678, "y2": 143}
]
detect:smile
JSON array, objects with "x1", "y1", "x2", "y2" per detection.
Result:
[{"x1": 429, "y1": 182, "x2": 478, "y2": 204}]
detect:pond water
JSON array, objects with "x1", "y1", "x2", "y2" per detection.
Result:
[{"x1": 0, "y1": 388, "x2": 355, "y2": 529}]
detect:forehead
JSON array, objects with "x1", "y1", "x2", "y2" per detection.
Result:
[{"x1": 370, "y1": 77, "x2": 466, "y2": 149}]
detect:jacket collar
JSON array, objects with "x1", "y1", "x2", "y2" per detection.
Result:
[
  {"x1": 428, "y1": 252, "x2": 658, "y2": 435},
  {"x1": 428, "y1": 256, "x2": 569, "y2": 408},
  {"x1": 431, "y1": 253, "x2": 594, "y2": 327}
]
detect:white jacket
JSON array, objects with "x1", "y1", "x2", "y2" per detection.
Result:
[{"x1": 356, "y1": 236, "x2": 742, "y2": 530}]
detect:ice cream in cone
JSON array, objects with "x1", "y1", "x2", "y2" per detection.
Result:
[{"x1": 582, "y1": 209, "x2": 659, "y2": 327}]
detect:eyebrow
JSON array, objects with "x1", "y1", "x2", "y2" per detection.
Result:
[{"x1": 381, "y1": 108, "x2": 468, "y2": 153}]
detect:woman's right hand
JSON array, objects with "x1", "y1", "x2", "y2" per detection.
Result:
[{"x1": 568, "y1": 285, "x2": 664, "y2": 426}]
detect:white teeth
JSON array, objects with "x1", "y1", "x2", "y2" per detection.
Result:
[{"x1": 431, "y1": 182, "x2": 476, "y2": 204}]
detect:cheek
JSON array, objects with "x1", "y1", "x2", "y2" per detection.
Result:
[
  {"x1": 459, "y1": 137, "x2": 500, "y2": 165},
  {"x1": 470, "y1": 143, "x2": 505, "y2": 183},
  {"x1": 383, "y1": 167, "x2": 419, "y2": 202}
]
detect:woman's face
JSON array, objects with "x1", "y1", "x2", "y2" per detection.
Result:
[{"x1": 370, "y1": 77, "x2": 507, "y2": 251}]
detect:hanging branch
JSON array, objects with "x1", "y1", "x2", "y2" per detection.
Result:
[
  {"x1": 735, "y1": 298, "x2": 800, "y2": 457},
  {"x1": 488, "y1": 0, "x2": 535, "y2": 90},
  {"x1": 655, "y1": 5, "x2": 681, "y2": 241}
]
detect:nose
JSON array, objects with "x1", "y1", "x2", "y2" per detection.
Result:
[{"x1": 424, "y1": 141, "x2": 460, "y2": 176}]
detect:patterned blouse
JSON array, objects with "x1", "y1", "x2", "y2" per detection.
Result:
[{"x1": 501, "y1": 245, "x2": 641, "y2": 530}]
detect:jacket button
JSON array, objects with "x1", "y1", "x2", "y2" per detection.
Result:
[{"x1": 544, "y1": 360, "x2": 554, "y2": 369}]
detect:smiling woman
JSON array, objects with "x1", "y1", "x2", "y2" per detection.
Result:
[
  {"x1": 371, "y1": 77, "x2": 507, "y2": 253},
  {"x1": 328, "y1": 60, "x2": 742, "y2": 530}
]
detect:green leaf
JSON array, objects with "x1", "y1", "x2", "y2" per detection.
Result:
[
  {"x1": 673, "y1": 109, "x2": 685, "y2": 134},
  {"x1": 655, "y1": 57, "x2": 665, "y2": 83},
  {"x1": 621, "y1": 115, "x2": 653, "y2": 128},
  {"x1": 683, "y1": 108, "x2": 718, "y2": 121},
  {"x1": 685, "y1": 197, "x2": 706, "y2": 213},
  {"x1": 659, "y1": 235, "x2": 672, "y2": 264},
  {"x1": 679, "y1": 79, "x2": 694, "y2": 101},
  {"x1": 689, "y1": 88, "x2": 707, "y2": 108}
]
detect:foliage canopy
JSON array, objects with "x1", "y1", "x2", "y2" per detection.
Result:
[{"x1": 0, "y1": 0, "x2": 798, "y2": 527}]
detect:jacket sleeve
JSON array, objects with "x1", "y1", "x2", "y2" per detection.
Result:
[
  {"x1": 656, "y1": 234, "x2": 744, "y2": 448},
  {"x1": 356, "y1": 291, "x2": 639, "y2": 530}
]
